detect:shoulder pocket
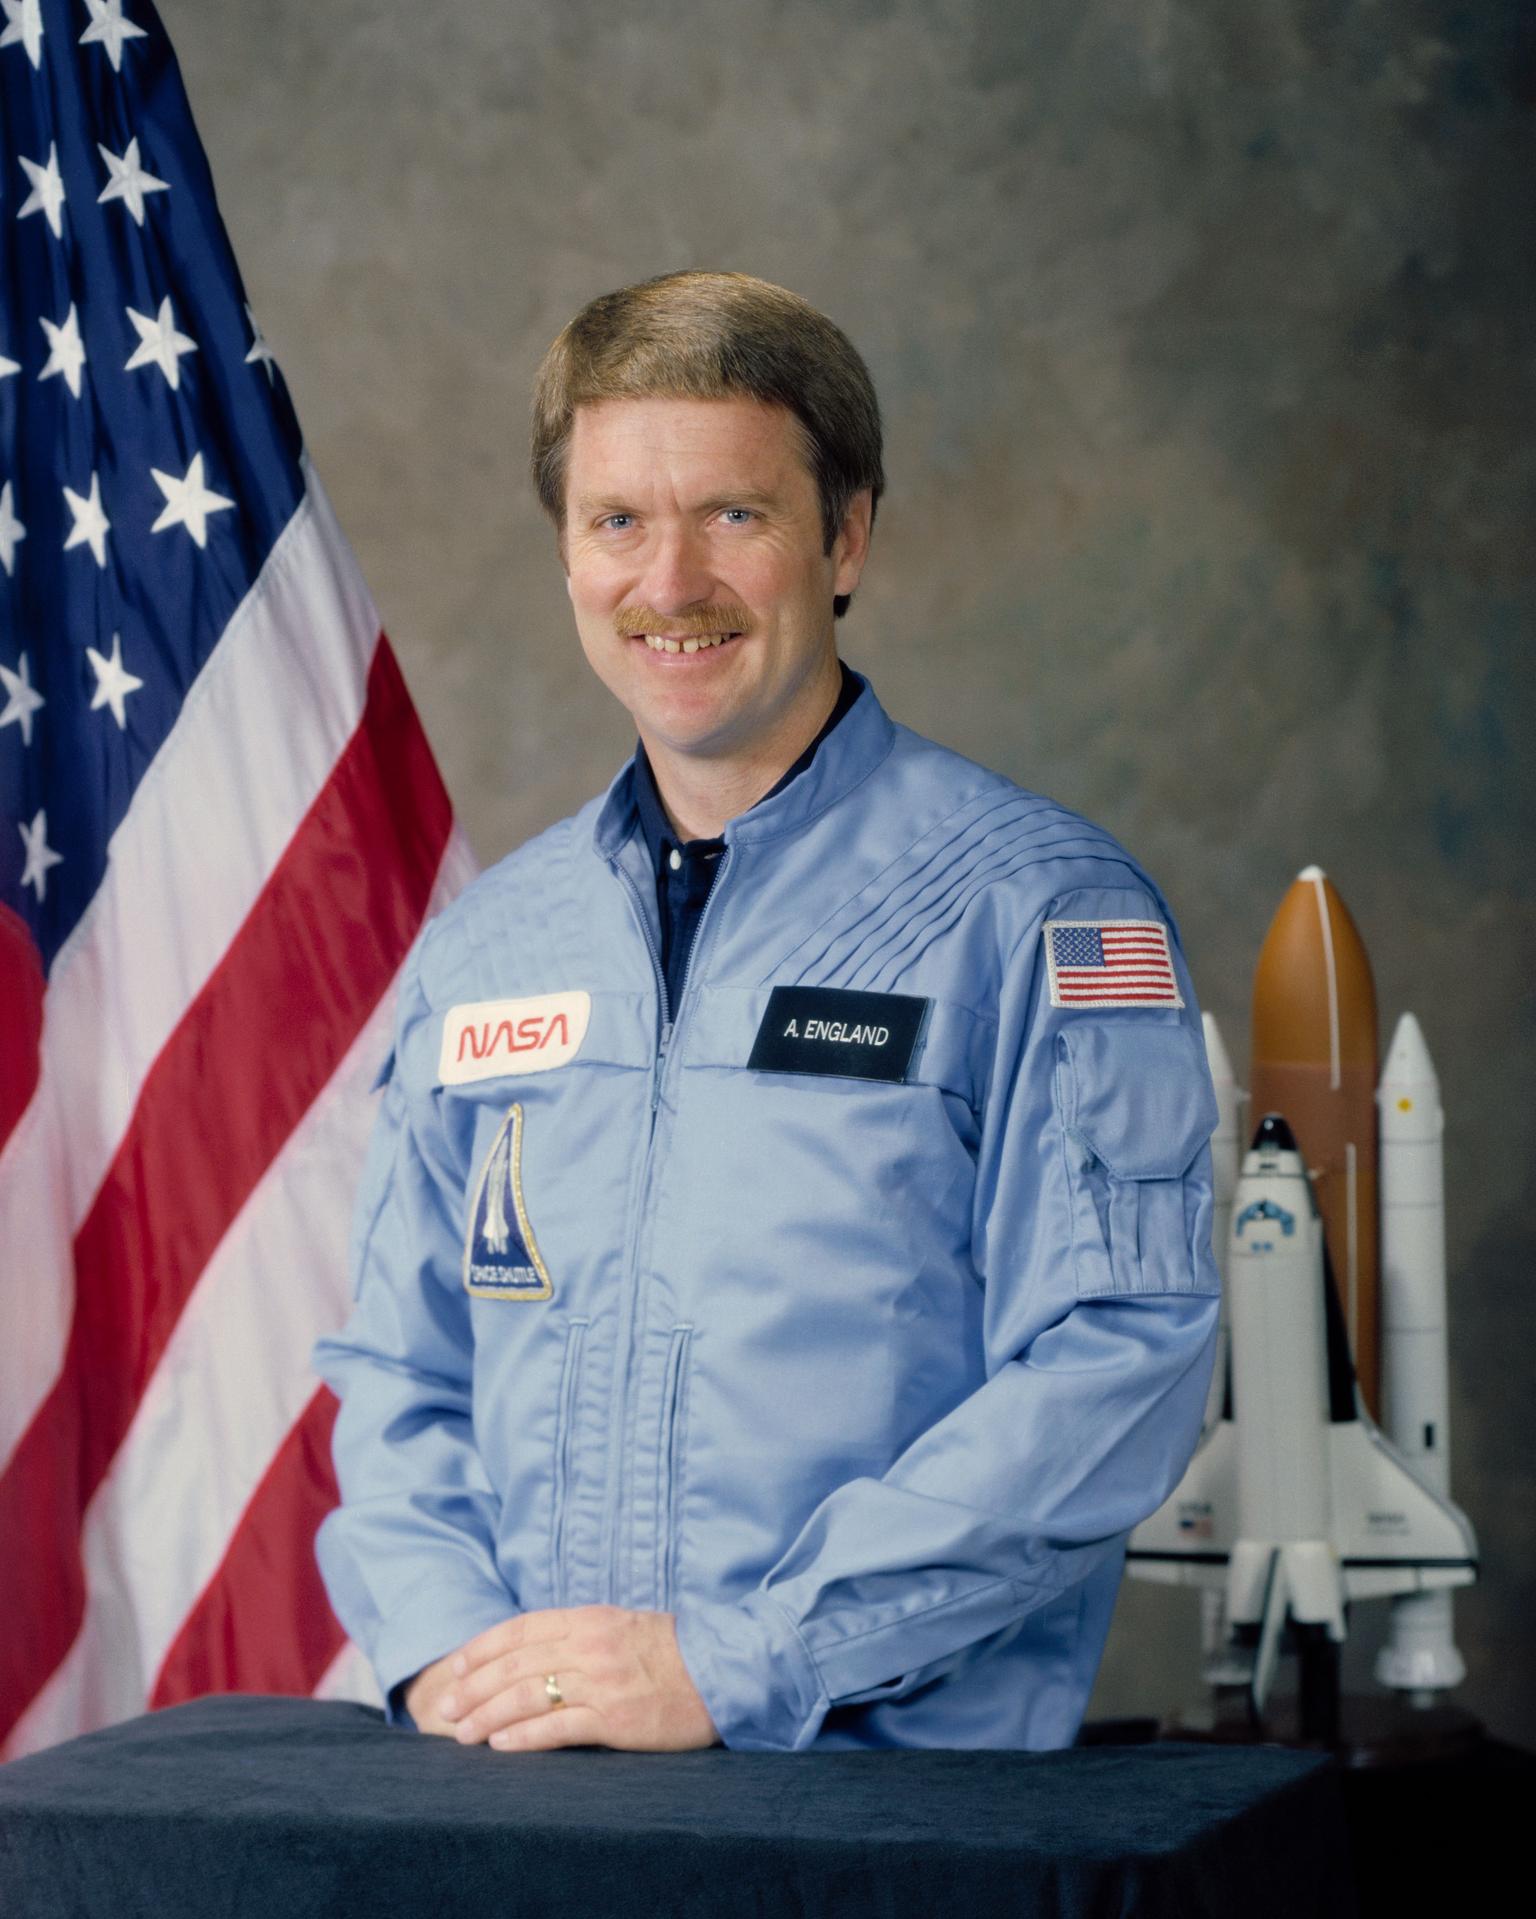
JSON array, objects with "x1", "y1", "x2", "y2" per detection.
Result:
[{"x1": 1055, "y1": 1021, "x2": 1219, "y2": 1299}]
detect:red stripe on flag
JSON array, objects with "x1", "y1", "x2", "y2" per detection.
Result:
[
  {"x1": 0, "y1": 637, "x2": 451, "y2": 1742},
  {"x1": 1058, "y1": 991, "x2": 1180, "y2": 1001},
  {"x1": 1058, "y1": 969, "x2": 1174, "y2": 979},
  {"x1": 1058, "y1": 977, "x2": 1176, "y2": 988},
  {"x1": 150, "y1": 1389, "x2": 346, "y2": 1707},
  {"x1": 1058, "y1": 985, "x2": 1176, "y2": 995},
  {"x1": 1058, "y1": 979, "x2": 1176, "y2": 989},
  {"x1": 0, "y1": 904, "x2": 45, "y2": 1156}
]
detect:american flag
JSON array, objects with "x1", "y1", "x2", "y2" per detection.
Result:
[
  {"x1": 1045, "y1": 920, "x2": 1183, "y2": 1008},
  {"x1": 0, "y1": 0, "x2": 472, "y2": 1756}
]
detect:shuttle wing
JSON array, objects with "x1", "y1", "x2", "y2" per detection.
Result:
[{"x1": 1330, "y1": 1421, "x2": 1478, "y2": 1601}]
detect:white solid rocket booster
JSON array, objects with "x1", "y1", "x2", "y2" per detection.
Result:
[{"x1": 1376, "y1": 1012, "x2": 1466, "y2": 1696}]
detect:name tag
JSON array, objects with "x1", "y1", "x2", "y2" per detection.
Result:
[{"x1": 747, "y1": 987, "x2": 929, "y2": 1084}]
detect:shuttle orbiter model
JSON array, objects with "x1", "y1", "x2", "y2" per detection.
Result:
[
  {"x1": 1129, "y1": 868, "x2": 1478, "y2": 1733},
  {"x1": 1126, "y1": 1113, "x2": 1477, "y2": 1737}
]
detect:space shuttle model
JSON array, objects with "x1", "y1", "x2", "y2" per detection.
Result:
[{"x1": 1127, "y1": 868, "x2": 1477, "y2": 1735}]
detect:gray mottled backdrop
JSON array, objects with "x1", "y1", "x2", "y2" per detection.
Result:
[{"x1": 161, "y1": 0, "x2": 1535, "y2": 1744}]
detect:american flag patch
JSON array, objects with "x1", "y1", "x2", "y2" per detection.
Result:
[{"x1": 1045, "y1": 920, "x2": 1183, "y2": 1008}]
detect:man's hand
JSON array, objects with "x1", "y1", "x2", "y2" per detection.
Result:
[
  {"x1": 422, "y1": 1606, "x2": 720, "y2": 1753},
  {"x1": 403, "y1": 1646, "x2": 464, "y2": 1737}
]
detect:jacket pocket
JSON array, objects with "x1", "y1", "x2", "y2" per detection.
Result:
[
  {"x1": 549, "y1": 1317, "x2": 589, "y2": 1606},
  {"x1": 1055, "y1": 1022, "x2": 1219, "y2": 1299},
  {"x1": 653, "y1": 1325, "x2": 693, "y2": 1610}
]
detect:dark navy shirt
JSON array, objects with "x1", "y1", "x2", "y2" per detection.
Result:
[{"x1": 632, "y1": 661, "x2": 864, "y2": 1014}]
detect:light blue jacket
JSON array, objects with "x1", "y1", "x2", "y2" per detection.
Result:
[{"x1": 314, "y1": 676, "x2": 1220, "y2": 1751}]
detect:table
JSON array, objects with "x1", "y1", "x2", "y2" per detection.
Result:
[{"x1": 0, "y1": 1696, "x2": 1357, "y2": 1918}]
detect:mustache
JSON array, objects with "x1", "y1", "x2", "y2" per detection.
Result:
[{"x1": 613, "y1": 603, "x2": 752, "y2": 639}]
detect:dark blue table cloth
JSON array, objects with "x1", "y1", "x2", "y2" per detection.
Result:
[{"x1": 0, "y1": 1696, "x2": 1357, "y2": 1918}]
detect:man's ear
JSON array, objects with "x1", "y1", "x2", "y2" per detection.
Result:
[{"x1": 832, "y1": 488, "x2": 874, "y2": 599}]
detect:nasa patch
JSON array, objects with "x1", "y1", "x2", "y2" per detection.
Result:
[
  {"x1": 440, "y1": 991, "x2": 591, "y2": 1085},
  {"x1": 463, "y1": 1104, "x2": 553, "y2": 1301}
]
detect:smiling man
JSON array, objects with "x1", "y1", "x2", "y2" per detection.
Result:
[
  {"x1": 314, "y1": 271, "x2": 1222, "y2": 1755},
  {"x1": 562, "y1": 390, "x2": 864, "y2": 840}
]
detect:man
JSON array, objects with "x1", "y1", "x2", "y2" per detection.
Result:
[{"x1": 314, "y1": 270, "x2": 1221, "y2": 1755}]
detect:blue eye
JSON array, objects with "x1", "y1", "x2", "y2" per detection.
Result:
[
  {"x1": 721, "y1": 508, "x2": 754, "y2": 525},
  {"x1": 603, "y1": 514, "x2": 633, "y2": 531}
]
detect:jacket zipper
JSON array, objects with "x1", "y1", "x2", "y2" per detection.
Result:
[{"x1": 602, "y1": 845, "x2": 734, "y2": 1605}]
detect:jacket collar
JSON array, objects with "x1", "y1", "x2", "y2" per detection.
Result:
[{"x1": 593, "y1": 667, "x2": 896, "y2": 861}]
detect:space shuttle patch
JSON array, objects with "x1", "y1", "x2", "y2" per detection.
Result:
[
  {"x1": 463, "y1": 1105, "x2": 553, "y2": 1301},
  {"x1": 1044, "y1": 920, "x2": 1183, "y2": 1009}
]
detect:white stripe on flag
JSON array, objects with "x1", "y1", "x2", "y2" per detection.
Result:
[
  {"x1": 312, "y1": 1640, "x2": 384, "y2": 1709},
  {"x1": 6, "y1": 986, "x2": 390, "y2": 1751},
  {"x1": 0, "y1": 467, "x2": 380, "y2": 1472},
  {"x1": 4, "y1": 835, "x2": 471, "y2": 1756}
]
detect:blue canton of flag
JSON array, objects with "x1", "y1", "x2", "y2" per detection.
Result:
[
  {"x1": 0, "y1": 0, "x2": 304, "y2": 959},
  {"x1": 1053, "y1": 925, "x2": 1107, "y2": 969}
]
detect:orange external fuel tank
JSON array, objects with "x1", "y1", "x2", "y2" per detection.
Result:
[{"x1": 1249, "y1": 867, "x2": 1381, "y2": 1417}]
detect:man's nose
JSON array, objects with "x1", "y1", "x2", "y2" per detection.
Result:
[{"x1": 640, "y1": 525, "x2": 716, "y2": 612}]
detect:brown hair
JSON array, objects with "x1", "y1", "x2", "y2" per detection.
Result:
[{"x1": 531, "y1": 271, "x2": 883, "y2": 617}]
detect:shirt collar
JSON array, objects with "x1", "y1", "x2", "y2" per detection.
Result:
[
  {"x1": 626, "y1": 659, "x2": 868, "y2": 870},
  {"x1": 630, "y1": 737, "x2": 688, "y2": 870}
]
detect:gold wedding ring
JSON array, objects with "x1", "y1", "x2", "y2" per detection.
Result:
[{"x1": 544, "y1": 1672, "x2": 565, "y2": 1710}]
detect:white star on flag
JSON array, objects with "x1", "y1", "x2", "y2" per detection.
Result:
[
  {"x1": 96, "y1": 136, "x2": 169, "y2": 226},
  {"x1": 0, "y1": 348, "x2": 18, "y2": 379},
  {"x1": 125, "y1": 297, "x2": 197, "y2": 389},
  {"x1": 63, "y1": 472, "x2": 111, "y2": 567},
  {"x1": 18, "y1": 142, "x2": 67, "y2": 240},
  {"x1": 0, "y1": 650, "x2": 45, "y2": 746},
  {"x1": 39, "y1": 305, "x2": 88, "y2": 399},
  {"x1": 244, "y1": 304, "x2": 278, "y2": 381},
  {"x1": 0, "y1": 0, "x2": 44, "y2": 70},
  {"x1": 86, "y1": 632, "x2": 144, "y2": 729},
  {"x1": 150, "y1": 452, "x2": 234, "y2": 548},
  {"x1": 17, "y1": 808, "x2": 63, "y2": 902},
  {"x1": 80, "y1": 0, "x2": 146, "y2": 71},
  {"x1": 0, "y1": 479, "x2": 24, "y2": 575}
]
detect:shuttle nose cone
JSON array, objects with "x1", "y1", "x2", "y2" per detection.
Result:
[{"x1": 1252, "y1": 1112, "x2": 1298, "y2": 1152}]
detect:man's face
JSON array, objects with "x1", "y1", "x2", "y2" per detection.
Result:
[{"x1": 562, "y1": 395, "x2": 869, "y2": 764}]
